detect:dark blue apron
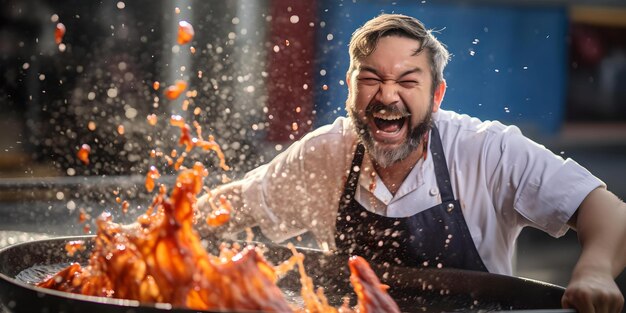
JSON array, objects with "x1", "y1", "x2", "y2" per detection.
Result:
[{"x1": 334, "y1": 126, "x2": 488, "y2": 272}]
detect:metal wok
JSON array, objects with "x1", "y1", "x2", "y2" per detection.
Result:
[{"x1": 0, "y1": 236, "x2": 568, "y2": 312}]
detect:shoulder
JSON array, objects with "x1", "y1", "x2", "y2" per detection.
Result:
[
  {"x1": 433, "y1": 109, "x2": 524, "y2": 150},
  {"x1": 302, "y1": 116, "x2": 355, "y2": 141},
  {"x1": 297, "y1": 116, "x2": 357, "y2": 156},
  {"x1": 434, "y1": 109, "x2": 519, "y2": 136}
]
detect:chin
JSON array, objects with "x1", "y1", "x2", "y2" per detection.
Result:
[
  {"x1": 349, "y1": 103, "x2": 431, "y2": 167},
  {"x1": 368, "y1": 140, "x2": 414, "y2": 168}
]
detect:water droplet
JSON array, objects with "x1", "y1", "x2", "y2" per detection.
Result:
[
  {"x1": 125, "y1": 107, "x2": 137, "y2": 119},
  {"x1": 107, "y1": 88, "x2": 118, "y2": 98}
]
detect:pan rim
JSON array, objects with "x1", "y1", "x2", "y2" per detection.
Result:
[{"x1": 0, "y1": 235, "x2": 567, "y2": 312}]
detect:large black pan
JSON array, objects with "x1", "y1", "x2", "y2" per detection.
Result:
[{"x1": 0, "y1": 236, "x2": 569, "y2": 312}]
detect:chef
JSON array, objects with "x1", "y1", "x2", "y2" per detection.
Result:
[{"x1": 199, "y1": 14, "x2": 626, "y2": 313}]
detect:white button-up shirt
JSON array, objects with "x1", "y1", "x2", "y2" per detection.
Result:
[{"x1": 226, "y1": 109, "x2": 604, "y2": 275}]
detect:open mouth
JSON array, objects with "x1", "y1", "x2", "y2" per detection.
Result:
[{"x1": 372, "y1": 110, "x2": 409, "y2": 134}]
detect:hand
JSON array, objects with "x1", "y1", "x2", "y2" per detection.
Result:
[{"x1": 562, "y1": 268, "x2": 624, "y2": 313}]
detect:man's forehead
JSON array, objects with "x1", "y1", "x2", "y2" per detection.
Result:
[
  {"x1": 353, "y1": 57, "x2": 430, "y2": 77},
  {"x1": 359, "y1": 36, "x2": 426, "y2": 63},
  {"x1": 379, "y1": 34, "x2": 424, "y2": 54}
]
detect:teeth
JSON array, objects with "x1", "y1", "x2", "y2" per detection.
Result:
[{"x1": 372, "y1": 112, "x2": 407, "y2": 120}]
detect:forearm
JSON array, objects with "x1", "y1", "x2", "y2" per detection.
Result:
[{"x1": 570, "y1": 187, "x2": 626, "y2": 278}]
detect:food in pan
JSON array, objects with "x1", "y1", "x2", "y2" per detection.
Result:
[{"x1": 38, "y1": 116, "x2": 400, "y2": 313}]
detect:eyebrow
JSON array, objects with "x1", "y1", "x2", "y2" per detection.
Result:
[{"x1": 358, "y1": 66, "x2": 425, "y2": 79}]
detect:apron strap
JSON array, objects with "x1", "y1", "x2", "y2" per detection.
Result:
[
  {"x1": 340, "y1": 143, "x2": 366, "y2": 207},
  {"x1": 429, "y1": 125, "x2": 455, "y2": 203},
  {"x1": 347, "y1": 125, "x2": 455, "y2": 203}
]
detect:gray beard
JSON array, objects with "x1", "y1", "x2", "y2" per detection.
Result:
[{"x1": 349, "y1": 103, "x2": 433, "y2": 168}]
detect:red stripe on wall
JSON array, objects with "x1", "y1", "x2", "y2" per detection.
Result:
[{"x1": 266, "y1": 0, "x2": 316, "y2": 143}]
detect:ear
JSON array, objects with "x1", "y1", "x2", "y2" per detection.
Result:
[
  {"x1": 432, "y1": 80, "x2": 447, "y2": 112},
  {"x1": 346, "y1": 71, "x2": 352, "y2": 93}
]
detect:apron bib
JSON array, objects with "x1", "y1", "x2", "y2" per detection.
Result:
[{"x1": 334, "y1": 126, "x2": 488, "y2": 272}]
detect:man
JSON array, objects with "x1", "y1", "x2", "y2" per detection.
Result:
[{"x1": 199, "y1": 14, "x2": 626, "y2": 312}]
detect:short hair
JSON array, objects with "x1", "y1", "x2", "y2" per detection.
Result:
[{"x1": 348, "y1": 14, "x2": 450, "y2": 92}]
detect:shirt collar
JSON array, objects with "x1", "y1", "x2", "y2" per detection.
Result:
[{"x1": 358, "y1": 130, "x2": 432, "y2": 203}]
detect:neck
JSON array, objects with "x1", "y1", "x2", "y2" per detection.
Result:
[{"x1": 373, "y1": 141, "x2": 425, "y2": 195}]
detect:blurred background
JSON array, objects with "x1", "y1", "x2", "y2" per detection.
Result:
[{"x1": 0, "y1": 0, "x2": 625, "y2": 300}]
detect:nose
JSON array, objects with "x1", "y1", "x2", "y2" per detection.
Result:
[{"x1": 376, "y1": 80, "x2": 400, "y2": 105}]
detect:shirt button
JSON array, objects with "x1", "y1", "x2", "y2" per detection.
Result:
[{"x1": 429, "y1": 188, "x2": 439, "y2": 196}]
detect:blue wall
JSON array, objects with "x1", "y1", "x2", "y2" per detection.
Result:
[{"x1": 313, "y1": 1, "x2": 568, "y2": 135}]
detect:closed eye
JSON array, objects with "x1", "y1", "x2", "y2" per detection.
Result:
[
  {"x1": 398, "y1": 80, "x2": 419, "y2": 88},
  {"x1": 357, "y1": 78, "x2": 382, "y2": 86}
]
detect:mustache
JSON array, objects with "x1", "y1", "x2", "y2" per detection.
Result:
[{"x1": 365, "y1": 102, "x2": 410, "y2": 116}]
